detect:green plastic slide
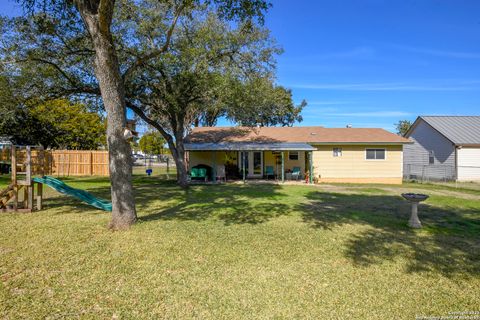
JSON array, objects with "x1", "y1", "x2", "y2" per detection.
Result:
[{"x1": 32, "y1": 176, "x2": 112, "y2": 211}]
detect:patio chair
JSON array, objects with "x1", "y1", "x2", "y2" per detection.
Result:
[
  {"x1": 265, "y1": 166, "x2": 275, "y2": 180},
  {"x1": 190, "y1": 167, "x2": 208, "y2": 182},
  {"x1": 216, "y1": 165, "x2": 226, "y2": 182},
  {"x1": 292, "y1": 167, "x2": 301, "y2": 180}
]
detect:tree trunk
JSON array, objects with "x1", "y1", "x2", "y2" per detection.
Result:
[
  {"x1": 125, "y1": 101, "x2": 189, "y2": 188},
  {"x1": 166, "y1": 138, "x2": 189, "y2": 188},
  {"x1": 174, "y1": 143, "x2": 189, "y2": 188},
  {"x1": 78, "y1": 2, "x2": 136, "y2": 229}
]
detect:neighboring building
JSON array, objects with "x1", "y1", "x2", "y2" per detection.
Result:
[
  {"x1": 404, "y1": 116, "x2": 480, "y2": 181},
  {"x1": 184, "y1": 126, "x2": 411, "y2": 184}
]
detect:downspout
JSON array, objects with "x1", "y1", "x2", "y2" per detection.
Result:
[
  {"x1": 309, "y1": 151, "x2": 313, "y2": 184},
  {"x1": 454, "y1": 144, "x2": 459, "y2": 184},
  {"x1": 212, "y1": 151, "x2": 217, "y2": 183},
  {"x1": 242, "y1": 151, "x2": 246, "y2": 183}
]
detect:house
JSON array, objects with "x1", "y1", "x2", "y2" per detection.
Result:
[
  {"x1": 404, "y1": 116, "x2": 480, "y2": 181},
  {"x1": 184, "y1": 126, "x2": 411, "y2": 184}
]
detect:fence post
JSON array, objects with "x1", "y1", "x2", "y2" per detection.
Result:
[
  {"x1": 90, "y1": 151, "x2": 93, "y2": 176},
  {"x1": 26, "y1": 146, "x2": 31, "y2": 185},
  {"x1": 166, "y1": 157, "x2": 169, "y2": 180}
]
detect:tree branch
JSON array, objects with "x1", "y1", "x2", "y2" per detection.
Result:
[
  {"x1": 122, "y1": 3, "x2": 186, "y2": 80},
  {"x1": 23, "y1": 57, "x2": 78, "y2": 86},
  {"x1": 125, "y1": 99, "x2": 174, "y2": 146},
  {"x1": 98, "y1": 0, "x2": 116, "y2": 34}
]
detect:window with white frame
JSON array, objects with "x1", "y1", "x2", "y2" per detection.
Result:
[
  {"x1": 366, "y1": 148, "x2": 386, "y2": 160},
  {"x1": 289, "y1": 151, "x2": 299, "y2": 160},
  {"x1": 333, "y1": 148, "x2": 342, "y2": 157}
]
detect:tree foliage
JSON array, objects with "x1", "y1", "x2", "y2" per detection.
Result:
[
  {"x1": 395, "y1": 120, "x2": 412, "y2": 136},
  {"x1": 6, "y1": 0, "x2": 274, "y2": 229},
  {"x1": 138, "y1": 132, "x2": 166, "y2": 155},
  {"x1": 1, "y1": 0, "x2": 305, "y2": 187},
  {"x1": 0, "y1": 97, "x2": 106, "y2": 149},
  {"x1": 31, "y1": 99, "x2": 106, "y2": 149}
]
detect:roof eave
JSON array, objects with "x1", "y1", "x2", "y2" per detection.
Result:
[
  {"x1": 455, "y1": 143, "x2": 480, "y2": 147},
  {"x1": 184, "y1": 142, "x2": 316, "y2": 151},
  {"x1": 308, "y1": 141, "x2": 412, "y2": 145}
]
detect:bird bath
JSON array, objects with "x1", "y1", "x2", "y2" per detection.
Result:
[{"x1": 401, "y1": 193, "x2": 429, "y2": 228}]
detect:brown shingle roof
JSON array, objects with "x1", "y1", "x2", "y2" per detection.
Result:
[{"x1": 185, "y1": 126, "x2": 411, "y2": 144}]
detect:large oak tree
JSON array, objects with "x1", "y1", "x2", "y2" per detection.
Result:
[
  {"x1": 1, "y1": 0, "x2": 304, "y2": 189},
  {"x1": 6, "y1": 0, "x2": 271, "y2": 229},
  {"x1": 120, "y1": 4, "x2": 305, "y2": 186}
]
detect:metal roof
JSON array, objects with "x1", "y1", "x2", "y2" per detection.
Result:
[
  {"x1": 419, "y1": 116, "x2": 480, "y2": 145},
  {"x1": 184, "y1": 142, "x2": 315, "y2": 151}
]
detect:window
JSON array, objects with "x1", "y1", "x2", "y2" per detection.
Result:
[
  {"x1": 289, "y1": 151, "x2": 299, "y2": 160},
  {"x1": 333, "y1": 148, "x2": 342, "y2": 157},
  {"x1": 429, "y1": 150, "x2": 435, "y2": 165},
  {"x1": 366, "y1": 148, "x2": 386, "y2": 160}
]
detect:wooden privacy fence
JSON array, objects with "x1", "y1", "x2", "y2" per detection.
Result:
[
  {"x1": 50, "y1": 150, "x2": 109, "y2": 176},
  {"x1": 0, "y1": 149, "x2": 109, "y2": 177}
]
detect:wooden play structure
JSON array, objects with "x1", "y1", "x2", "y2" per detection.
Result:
[
  {"x1": 0, "y1": 145, "x2": 46, "y2": 212},
  {"x1": 0, "y1": 144, "x2": 112, "y2": 212}
]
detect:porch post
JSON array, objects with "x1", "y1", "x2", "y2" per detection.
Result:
[
  {"x1": 262, "y1": 151, "x2": 265, "y2": 179},
  {"x1": 309, "y1": 151, "x2": 313, "y2": 184},
  {"x1": 281, "y1": 151, "x2": 285, "y2": 183},
  {"x1": 242, "y1": 151, "x2": 246, "y2": 183},
  {"x1": 212, "y1": 151, "x2": 217, "y2": 183}
]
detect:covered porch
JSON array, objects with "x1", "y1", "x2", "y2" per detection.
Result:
[{"x1": 184, "y1": 142, "x2": 315, "y2": 184}]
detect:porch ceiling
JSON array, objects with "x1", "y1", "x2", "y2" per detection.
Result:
[{"x1": 184, "y1": 142, "x2": 315, "y2": 151}]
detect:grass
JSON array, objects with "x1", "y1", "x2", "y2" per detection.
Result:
[{"x1": 0, "y1": 174, "x2": 479, "y2": 319}]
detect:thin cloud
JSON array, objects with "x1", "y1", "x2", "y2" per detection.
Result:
[
  {"x1": 302, "y1": 107, "x2": 340, "y2": 114},
  {"x1": 306, "y1": 101, "x2": 354, "y2": 106},
  {"x1": 324, "y1": 111, "x2": 412, "y2": 118},
  {"x1": 394, "y1": 44, "x2": 480, "y2": 59},
  {"x1": 288, "y1": 82, "x2": 477, "y2": 91},
  {"x1": 314, "y1": 46, "x2": 375, "y2": 60}
]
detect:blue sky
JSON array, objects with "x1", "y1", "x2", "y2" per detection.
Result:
[
  {"x1": 2, "y1": 1, "x2": 480, "y2": 132},
  {"x1": 263, "y1": 0, "x2": 480, "y2": 131}
]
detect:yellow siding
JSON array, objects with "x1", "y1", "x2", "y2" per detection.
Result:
[
  {"x1": 189, "y1": 151, "x2": 237, "y2": 168},
  {"x1": 264, "y1": 151, "x2": 276, "y2": 168},
  {"x1": 285, "y1": 151, "x2": 306, "y2": 173},
  {"x1": 312, "y1": 145, "x2": 403, "y2": 183},
  {"x1": 317, "y1": 177, "x2": 402, "y2": 184}
]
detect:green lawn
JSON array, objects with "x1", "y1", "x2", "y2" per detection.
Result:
[{"x1": 1, "y1": 174, "x2": 479, "y2": 319}]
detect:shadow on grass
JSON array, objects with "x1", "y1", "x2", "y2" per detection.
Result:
[
  {"x1": 299, "y1": 191, "x2": 480, "y2": 278},
  {"x1": 42, "y1": 178, "x2": 292, "y2": 225},
  {"x1": 40, "y1": 177, "x2": 480, "y2": 277},
  {"x1": 137, "y1": 182, "x2": 291, "y2": 225}
]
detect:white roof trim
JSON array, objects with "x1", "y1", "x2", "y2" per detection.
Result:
[{"x1": 184, "y1": 142, "x2": 315, "y2": 151}]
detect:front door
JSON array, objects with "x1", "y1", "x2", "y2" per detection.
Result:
[
  {"x1": 239, "y1": 151, "x2": 263, "y2": 178},
  {"x1": 251, "y1": 151, "x2": 263, "y2": 177}
]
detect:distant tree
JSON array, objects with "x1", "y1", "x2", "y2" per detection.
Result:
[
  {"x1": 395, "y1": 120, "x2": 412, "y2": 136},
  {"x1": 0, "y1": 98, "x2": 106, "y2": 149},
  {"x1": 226, "y1": 77, "x2": 306, "y2": 127},
  {"x1": 31, "y1": 99, "x2": 106, "y2": 149},
  {"x1": 138, "y1": 132, "x2": 166, "y2": 155}
]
